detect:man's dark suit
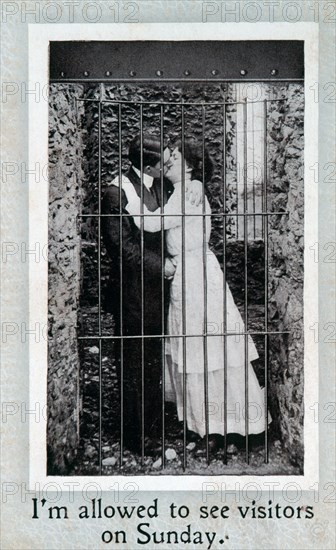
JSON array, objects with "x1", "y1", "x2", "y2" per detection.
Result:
[{"x1": 101, "y1": 167, "x2": 173, "y2": 452}]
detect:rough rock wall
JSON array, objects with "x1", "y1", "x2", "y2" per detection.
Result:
[
  {"x1": 266, "y1": 84, "x2": 304, "y2": 469},
  {"x1": 48, "y1": 84, "x2": 84, "y2": 474}
]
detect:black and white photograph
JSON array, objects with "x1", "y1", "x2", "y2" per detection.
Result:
[
  {"x1": 47, "y1": 40, "x2": 306, "y2": 477},
  {"x1": 3, "y1": 6, "x2": 335, "y2": 549}
]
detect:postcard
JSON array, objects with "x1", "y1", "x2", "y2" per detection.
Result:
[{"x1": 1, "y1": 1, "x2": 335, "y2": 549}]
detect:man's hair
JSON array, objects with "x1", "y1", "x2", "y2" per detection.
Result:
[{"x1": 129, "y1": 134, "x2": 162, "y2": 170}]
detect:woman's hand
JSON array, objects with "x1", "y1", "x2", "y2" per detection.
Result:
[
  {"x1": 164, "y1": 258, "x2": 176, "y2": 280},
  {"x1": 185, "y1": 179, "x2": 204, "y2": 207}
]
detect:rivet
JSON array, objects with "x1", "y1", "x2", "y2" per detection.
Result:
[
  {"x1": 270, "y1": 69, "x2": 278, "y2": 76},
  {"x1": 211, "y1": 69, "x2": 219, "y2": 76},
  {"x1": 156, "y1": 70, "x2": 163, "y2": 77},
  {"x1": 240, "y1": 69, "x2": 247, "y2": 76},
  {"x1": 60, "y1": 71, "x2": 65, "y2": 78},
  {"x1": 184, "y1": 70, "x2": 191, "y2": 76},
  {"x1": 105, "y1": 71, "x2": 111, "y2": 77},
  {"x1": 129, "y1": 70, "x2": 136, "y2": 77},
  {"x1": 84, "y1": 71, "x2": 89, "y2": 77}
]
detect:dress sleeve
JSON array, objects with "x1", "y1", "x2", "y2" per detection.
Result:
[{"x1": 124, "y1": 181, "x2": 182, "y2": 233}]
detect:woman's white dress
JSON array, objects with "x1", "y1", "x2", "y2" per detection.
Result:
[{"x1": 124, "y1": 180, "x2": 269, "y2": 437}]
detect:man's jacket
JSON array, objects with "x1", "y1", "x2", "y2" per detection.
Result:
[{"x1": 101, "y1": 167, "x2": 174, "y2": 334}]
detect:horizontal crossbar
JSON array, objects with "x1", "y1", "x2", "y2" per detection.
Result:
[
  {"x1": 78, "y1": 212, "x2": 289, "y2": 218},
  {"x1": 78, "y1": 331, "x2": 292, "y2": 340}
]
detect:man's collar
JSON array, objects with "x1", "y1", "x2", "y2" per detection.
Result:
[{"x1": 132, "y1": 166, "x2": 154, "y2": 191}]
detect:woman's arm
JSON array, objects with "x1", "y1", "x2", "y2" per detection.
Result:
[
  {"x1": 123, "y1": 180, "x2": 182, "y2": 233},
  {"x1": 101, "y1": 185, "x2": 163, "y2": 279}
]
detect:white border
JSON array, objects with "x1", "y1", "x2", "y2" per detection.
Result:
[{"x1": 29, "y1": 23, "x2": 319, "y2": 491}]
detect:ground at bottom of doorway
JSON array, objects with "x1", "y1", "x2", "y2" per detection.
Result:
[{"x1": 72, "y1": 420, "x2": 301, "y2": 476}]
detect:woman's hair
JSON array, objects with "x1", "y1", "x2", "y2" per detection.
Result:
[
  {"x1": 129, "y1": 134, "x2": 162, "y2": 169},
  {"x1": 173, "y1": 137, "x2": 214, "y2": 183}
]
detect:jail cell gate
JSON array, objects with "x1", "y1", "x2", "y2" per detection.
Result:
[{"x1": 48, "y1": 41, "x2": 305, "y2": 475}]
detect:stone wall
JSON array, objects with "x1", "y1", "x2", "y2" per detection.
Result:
[
  {"x1": 48, "y1": 84, "x2": 84, "y2": 474},
  {"x1": 266, "y1": 84, "x2": 305, "y2": 469}
]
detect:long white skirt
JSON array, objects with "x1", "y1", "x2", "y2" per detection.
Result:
[
  {"x1": 164, "y1": 249, "x2": 270, "y2": 437},
  {"x1": 165, "y1": 353, "x2": 268, "y2": 437}
]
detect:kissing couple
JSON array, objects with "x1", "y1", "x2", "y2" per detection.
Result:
[{"x1": 102, "y1": 133, "x2": 269, "y2": 456}]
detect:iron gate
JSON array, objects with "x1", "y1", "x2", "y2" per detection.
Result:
[{"x1": 76, "y1": 93, "x2": 293, "y2": 472}]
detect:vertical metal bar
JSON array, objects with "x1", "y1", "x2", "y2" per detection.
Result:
[
  {"x1": 118, "y1": 103, "x2": 124, "y2": 464},
  {"x1": 252, "y1": 100, "x2": 256, "y2": 239},
  {"x1": 160, "y1": 105, "x2": 166, "y2": 469},
  {"x1": 262, "y1": 85, "x2": 267, "y2": 240},
  {"x1": 243, "y1": 98, "x2": 249, "y2": 464},
  {"x1": 202, "y1": 107, "x2": 209, "y2": 464},
  {"x1": 98, "y1": 100, "x2": 102, "y2": 474},
  {"x1": 222, "y1": 104, "x2": 228, "y2": 464},
  {"x1": 181, "y1": 103, "x2": 187, "y2": 471},
  {"x1": 235, "y1": 104, "x2": 239, "y2": 239},
  {"x1": 140, "y1": 106, "x2": 145, "y2": 464},
  {"x1": 263, "y1": 99, "x2": 269, "y2": 463}
]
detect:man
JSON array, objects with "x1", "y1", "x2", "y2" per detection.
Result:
[{"x1": 101, "y1": 134, "x2": 175, "y2": 454}]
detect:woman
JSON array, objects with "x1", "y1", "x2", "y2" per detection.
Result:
[{"x1": 123, "y1": 138, "x2": 269, "y2": 448}]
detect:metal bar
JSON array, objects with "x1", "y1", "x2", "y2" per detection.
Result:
[
  {"x1": 140, "y1": 106, "x2": 145, "y2": 464},
  {"x1": 181, "y1": 103, "x2": 187, "y2": 471},
  {"x1": 98, "y1": 341, "x2": 102, "y2": 474},
  {"x1": 98, "y1": 100, "x2": 102, "y2": 475},
  {"x1": 263, "y1": 99, "x2": 269, "y2": 463},
  {"x1": 101, "y1": 99, "x2": 289, "y2": 106},
  {"x1": 118, "y1": 103, "x2": 124, "y2": 465},
  {"x1": 160, "y1": 105, "x2": 166, "y2": 469},
  {"x1": 79, "y1": 211, "x2": 290, "y2": 218},
  {"x1": 243, "y1": 98, "x2": 249, "y2": 464},
  {"x1": 75, "y1": 97, "x2": 289, "y2": 106},
  {"x1": 252, "y1": 101, "x2": 256, "y2": 239},
  {"x1": 78, "y1": 330, "x2": 291, "y2": 341},
  {"x1": 50, "y1": 39, "x2": 304, "y2": 79},
  {"x1": 235, "y1": 104, "x2": 239, "y2": 240},
  {"x1": 222, "y1": 104, "x2": 228, "y2": 464},
  {"x1": 55, "y1": 77, "x2": 304, "y2": 84},
  {"x1": 202, "y1": 107, "x2": 209, "y2": 464}
]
